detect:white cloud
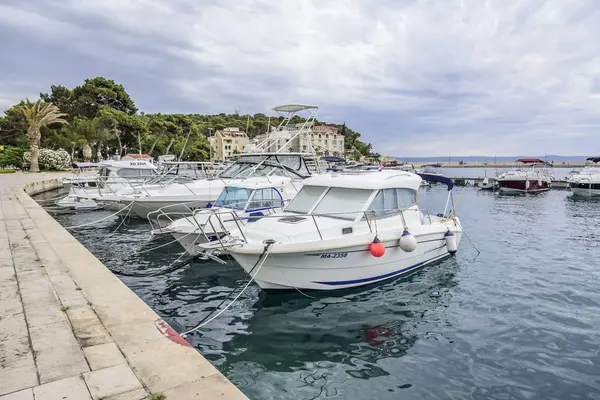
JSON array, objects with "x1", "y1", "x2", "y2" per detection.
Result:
[{"x1": 1, "y1": 0, "x2": 600, "y2": 155}]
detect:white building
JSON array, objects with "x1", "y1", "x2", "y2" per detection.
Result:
[{"x1": 248, "y1": 123, "x2": 344, "y2": 156}]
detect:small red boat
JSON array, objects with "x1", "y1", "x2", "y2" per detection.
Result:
[{"x1": 497, "y1": 158, "x2": 553, "y2": 193}]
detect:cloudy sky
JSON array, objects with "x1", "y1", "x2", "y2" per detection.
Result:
[{"x1": 1, "y1": 0, "x2": 600, "y2": 156}]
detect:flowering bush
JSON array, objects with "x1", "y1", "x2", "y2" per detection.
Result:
[{"x1": 23, "y1": 149, "x2": 72, "y2": 170}]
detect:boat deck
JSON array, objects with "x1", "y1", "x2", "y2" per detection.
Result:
[{"x1": 0, "y1": 172, "x2": 246, "y2": 399}]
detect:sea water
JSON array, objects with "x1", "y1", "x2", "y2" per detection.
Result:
[{"x1": 36, "y1": 186, "x2": 600, "y2": 399}]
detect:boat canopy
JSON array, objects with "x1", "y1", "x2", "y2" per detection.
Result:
[
  {"x1": 517, "y1": 158, "x2": 546, "y2": 164},
  {"x1": 271, "y1": 104, "x2": 318, "y2": 113},
  {"x1": 417, "y1": 173, "x2": 454, "y2": 191},
  {"x1": 586, "y1": 157, "x2": 600, "y2": 163},
  {"x1": 73, "y1": 162, "x2": 101, "y2": 168}
]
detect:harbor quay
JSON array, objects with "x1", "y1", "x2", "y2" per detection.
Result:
[{"x1": 0, "y1": 172, "x2": 246, "y2": 399}]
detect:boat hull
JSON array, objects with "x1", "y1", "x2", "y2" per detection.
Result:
[
  {"x1": 569, "y1": 182, "x2": 600, "y2": 197},
  {"x1": 498, "y1": 179, "x2": 551, "y2": 193},
  {"x1": 229, "y1": 231, "x2": 461, "y2": 290}
]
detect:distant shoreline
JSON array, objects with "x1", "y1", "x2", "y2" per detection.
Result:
[{"x1": 400, "y1": 161, "x2": 585, "y2": 169}]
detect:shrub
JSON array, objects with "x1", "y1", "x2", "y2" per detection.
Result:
[
  {"x1": 0, "y1": 146, "x2": 25, "y2": 168},
  {"x1": 23, "y1": 148, "x2": 72, "y2": 170}
]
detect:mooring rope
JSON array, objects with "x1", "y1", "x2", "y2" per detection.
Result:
[
  {"x1": 63, "y1": 202, "x2": 134, "y2": 229},
  {"x1": 110, "y1": 251, "x2": 205, "y2": 277},
  {"x1": 181, "y1": 240, "x2": 274, "y2": 337}
]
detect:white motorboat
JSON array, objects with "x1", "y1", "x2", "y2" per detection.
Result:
[
  {"x1": 56, "y1": 160, "x2": 158, "y2": 210},
  {"x1": 108, "y1": 152, "x2": 315, "y2": 219},
  {"x1": 94, "y1": 104, "x2": 325, "y2": 219},
  {"x1": 200, "y1": 170, "x2": 462, "y2": 291},
  {"x1": 156, "y1": 177, "x2": 301, "y2": 256},
  {"x1": 569, "y1": 157, "x2": 600, "y2": 197},
  {"x1": 497, "y1": 158, "x2": 553, "y2": 193},
  {"x1": 478, "y1": 177, "x2": 498, "y2": 190}
]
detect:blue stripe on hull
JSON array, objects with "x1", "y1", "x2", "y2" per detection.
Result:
[{"x1": 312, "y1": 254, "x2": 448, "y2": 286}]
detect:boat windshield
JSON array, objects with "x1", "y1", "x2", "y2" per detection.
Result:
[
  {"x1": 285, "y1": 185, "x2": 374, "y2": 220},
  {"x1": 285, "y1": 185, "x2": 326, "y2": 213},
  {"x1": 214, "y1": 187, "x2": 250, "y2": 209},
  {"x1": 219, "y1": 154, "x2": 311, "y2": 179},
  {"x1": 312, "y1": 187, "x2": 373, "y2": 220},
  {"x1": 247, "y1": 188, "x2": 284, "y2": 210}
]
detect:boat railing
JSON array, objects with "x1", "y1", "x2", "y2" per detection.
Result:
[
  {"x1": 201, "y1": 206, "x2": 429, "y2": 254},
  {"x1": 147, "y1": 201, "x2": 210, "y2": 232}
]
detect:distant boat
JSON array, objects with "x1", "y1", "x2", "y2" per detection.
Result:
[
  {"x1": 497, "y1": 158, "x2": 553, "y2": 193},
  {"x1": 568, "y1": 157, "x2": 600, "y2": 197},
  {"x1": 478, "y1": 177, "x2": 498, "y2": 190}
]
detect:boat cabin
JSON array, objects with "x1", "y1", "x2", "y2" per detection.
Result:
[
  {"x1": 212, "y1": 179, "x2": 290, "y2": 213},
  {"x1": 283, "y1": 171, "x2": 421, "y2": 221},
  {"x1": 98, "y1": 160, "x2": 158, "y2": 180}
]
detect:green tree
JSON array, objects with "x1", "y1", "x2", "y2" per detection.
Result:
[
  {"x1": 70, "y1": 77, "x2": 137, "y2": 118},
  {"x1": 17, "y1": 99, "x2": 68, "y2": 172}
]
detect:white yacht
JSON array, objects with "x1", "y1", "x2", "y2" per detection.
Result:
[
  {"x1": 56, "y1": 160, "x2": 158, "y2": 210},
  {"x1": 497, "y1": 158, "x2": 553, "y2": 193},
  {"x1": 200, "y1": 170, "x2": 462, "y2": 291},
  {"x1": 156, "y1": 177, "x2": 301, "y2": 256},
  {"x1": 92, "y1": 104, "x2": 324, "y2": 219},
  {"x1": 569, "y1": 157, "x2": 600, "y2": 197},
  {"x1": 101, "y1": 152, "x2": 315, "y2": 219}
]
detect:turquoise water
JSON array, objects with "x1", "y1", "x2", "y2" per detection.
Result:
[{"x1": 36, "y1": 186, "x2": 600, "y2": 399}]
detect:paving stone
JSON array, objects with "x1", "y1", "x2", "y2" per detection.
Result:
[
  {"x1": 0, "y1": 313, "x2": 27, "y2": 344},
  {"x1": 35, "y1": 345, "x2": 89, "y2": 384},
  {"x1": 163, "y1": 374, "x2": 248, "y2": 399},
  {"x1": 71, "y1": 318, "x2": 112, "y2": 347},
  {"x1": 0, "y1": 335, "x2": 34, "y2": 370},
  {"x1": 83, "y1": 342, "x2": 126, "y2": 371},
  {"x1": 106, "y1": 388, "x2": 148, "y2": 400},
  {"x1": 30, "y1": 321, "x2": 78, "y2": 351},
  {"x1": 84, "y1": 364, "x2": 143, "y2": 399},
  {"x1": 0, "y1": 296, "x2": 22, "y2": 318},
  {"x1": 23, "y1": 303, "x2": 67, "y2": 328},
  {"x1": 0, "y1": 280, "x2": 19, "y2": 302},
  {"x1": 0, "y1": 364, "x2": 38, "y2": 396},
  {"x1": 33, "y1": 375, "x2": 92, "y2": 400},
  {"x1": 0, "y1": 388, "x2": 34, "y2": 400},
  {"x1": 123, "y1": 336, "x2": 220, "y2": 393}
]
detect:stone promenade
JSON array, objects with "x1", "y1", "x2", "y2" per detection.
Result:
[{"x1": 0, "y1": 172, "x2": 247, "y2": 399}]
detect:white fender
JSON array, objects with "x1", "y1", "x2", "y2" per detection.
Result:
[
  {"x1": 399, "y1": 230, "x2": 417, "y2": 252},
  {"x1": 445, "y1": 230, "x2": 457, "y2": 254}
]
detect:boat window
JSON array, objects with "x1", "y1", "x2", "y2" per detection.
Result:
[
  {"x1": 285, "y1": 185, "x2": 327, "y2": 213},
  {"x1": 397, "y1": 188, "x2": 416, "y2": 208},
  {"x1": 214, "y1": 187, "x2": 250, "y2": 209},
  {"x1": 247, "y1": 188, "x2": 284, "y2": 210},
  {"x1": 116, "y1": 168, "x2": 155, "y2": 178},
  {"x1": 368, "y1": 188, "x2": 416, "y2": 218},
  {"x1": 313, "y1": 187, "x2": 373, "y2": 220}
]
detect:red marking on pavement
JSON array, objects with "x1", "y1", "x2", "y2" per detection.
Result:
[{"x1": 155, "y1": 319, "x2": 192, "y2": 347}]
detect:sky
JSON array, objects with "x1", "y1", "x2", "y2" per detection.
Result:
[{"x1": 1, "y1": 0, "x2": 600, "y2": 157}]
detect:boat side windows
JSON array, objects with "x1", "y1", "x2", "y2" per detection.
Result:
[
  {"x1": 285, "y1": 185, "x2": 327, "y2": 214},
  {"x1": 247, "y1": 188, "x2": 284, "y2": 210},
  {"x1": 312, "y1": 187, "x2": 373, "y2": 220},
  {"x1": 368, "y1": 188, "x2": 416, "y2": 218},
  {"x1": 214, "y1": 187, "x2": 251, "y2": 209},
  {"x1": 116, "y1": 168, "x2": 155, "y2": 178},
  {"x1": 397, "y1": 188, "x2": 416, "y2": 208}
]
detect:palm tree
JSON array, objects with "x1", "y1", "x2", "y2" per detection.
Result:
[{"x1": 18, "y1": 99, "x2": 68, "y2": 172}]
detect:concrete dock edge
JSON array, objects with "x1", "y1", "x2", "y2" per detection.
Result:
[{"x1": 0, "y1": 173, "x2": 247, "y2": 399}]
